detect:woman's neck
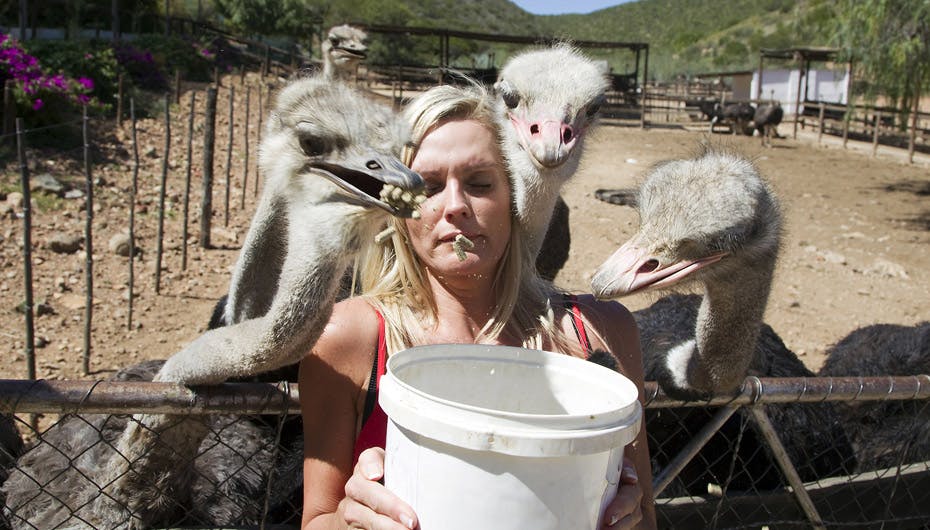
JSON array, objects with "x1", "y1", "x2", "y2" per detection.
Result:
[{"x1": 423, "y1": 272, "x2": 517, "y2": 345}]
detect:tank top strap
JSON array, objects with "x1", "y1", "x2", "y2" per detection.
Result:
[
  {"x1": 354, "y1": 308, "x2": 389, "y2": 463},
  {"x1": 361, "y1": 309, "x2": 387, "y2": 424},
  {"x1": 564, "y1": 294, "x2": 593, "y2": 358}
]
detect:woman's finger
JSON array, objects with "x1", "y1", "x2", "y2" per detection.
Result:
[{"x1": 344, "y1": 448, "x2": 418, "y2": 529}]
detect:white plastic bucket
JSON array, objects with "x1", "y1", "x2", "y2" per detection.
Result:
[{"x1": 379, "y1": 344, "x2": 642, "y2": 530}]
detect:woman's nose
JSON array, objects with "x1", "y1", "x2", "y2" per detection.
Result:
[{"x1": 442, "y1": 182, "x2": 470, "y2": 221}]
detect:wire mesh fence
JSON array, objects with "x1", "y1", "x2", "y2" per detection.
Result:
[{"x1": 0, "y1": 375, "x2": 928, "y2": 529}]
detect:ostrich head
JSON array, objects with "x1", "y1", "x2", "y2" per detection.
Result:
[
  {"x1": 592, "y1": 148, "x2": 781, "y2": 299},
  {"x1": 321, "y1": 24, "x2": 367, "y2": 79},
  {"x1": 592, "y1": 148, "x2": 782, "y2": 397},
  {"x1": 494, "y1": 44, "x2": 609, "y2": 180},
  {"x1": 260, "y1": 76, "x2": 422, "y2": 221}
]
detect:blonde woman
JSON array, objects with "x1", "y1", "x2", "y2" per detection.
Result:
[{"x1": 299, "y1": 83, "x2": 656, "y2": 530}]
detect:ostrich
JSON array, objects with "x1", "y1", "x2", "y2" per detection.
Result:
[
  {"x1": 321, "y1": 24, "x2": 367, "y2": 81},
  {"x1": 819, "y1": 322, "x2": 930, "y2": 471},
  {"x1": 593, "y1": 148, "x2": 781, "y2": 398},
  {"x1": 592, "y1": 147, "x2": 854, "y2": 493},
  {"x1": 494, "y1": 44, "x2": 610, "y2": 268},
  {"x1": 2, "y1": 75, "x2": 424, "y2": 529},
  {"x1": 710, "y1": 101, "x2": 755, "y2": 135},
  {"x1": 753, "y1": 102, "x2": 784, "y2": 147},
  {"x1": 2, "y1": 361, "x2": 283, "y2": 528}
]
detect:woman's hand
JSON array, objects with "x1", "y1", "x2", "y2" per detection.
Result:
[
  {"x1": 602, "y1": 457, "x2": 644, "y2": 529},
  {"x1": 340, "y1": 447, "x2": 419, "y2": 530}
]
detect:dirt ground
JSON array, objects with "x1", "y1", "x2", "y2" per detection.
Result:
[{"x1": 1, "y1": 78, "x2": 928, "y2": 382}]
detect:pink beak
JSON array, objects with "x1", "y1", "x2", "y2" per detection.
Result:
[
  {"x1": 510, "y1": 114, "x2": 581, "y2": 168},
  {"x1": 591, "y1": 239, "x2": 726, "y2": 299}
]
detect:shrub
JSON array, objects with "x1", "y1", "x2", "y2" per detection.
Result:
[{"x1": 0, "y1": 35, "x2": 104, "y2": 142}]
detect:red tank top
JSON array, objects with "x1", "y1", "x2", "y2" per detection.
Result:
[{"x1": 351, "y1": 297, "x2": 595, "y2": 462}]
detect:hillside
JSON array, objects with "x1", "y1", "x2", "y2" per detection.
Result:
[{"x1": 311, "y1": 0, "x2": 832, "y2": 80}]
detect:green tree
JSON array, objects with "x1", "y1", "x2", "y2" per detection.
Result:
[{"x1": 830, "y1": 0, "x2": 929, "y2": 125}]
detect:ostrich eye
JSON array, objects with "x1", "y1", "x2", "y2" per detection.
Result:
[
  {"x1": 329, "y1": 37, "x2": 339, "y2": 46},
  {"x1": 502, "y1": 90, "x2": 520, "y2": 110},
  {"x1": 585, "y1": 96, "x2": 606, "y2": 118},
  {"x1": 495, "y1": 80, "x2": 520, "y2": 109},
  {"x1": 299, "y1": 135, "x2": 327, "y2": 157}
]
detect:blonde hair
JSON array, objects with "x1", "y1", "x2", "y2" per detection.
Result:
[{"x1": 359, "y1": 82, "x2": 575, "y2": 354}]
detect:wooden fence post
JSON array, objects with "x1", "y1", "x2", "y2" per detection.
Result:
[
  {"x1": 128, "y1": 99, "x2": 139, "y2": 329},
  {"x1": 82, "y1": 106, "x2": 94, "y2": 375},
  {"x1": 224, "y1": 86, "x2": 234, "y2": 226},
  {"x1": 241, "y1": 86, "x2": 250, "y2": 210},
  {"x1": 3, "y1": 80, "x2": 14, "y2": 140},
  {"x1": 154, "y1": 93, "x2": 170, "y2": 294},
  {"x1": 200, "y1": 86, "x2": 217, "y2": 248},
  {"x1": 116, "y1": 73, "x2": 124, "y2": 127},
  {"x1": 15, "y1": 118, "x2": 35, "y2": 380},
  {"x1": 871, "y1": 110, "x2": 881, "y2": 157},
  {"x1": 174, "y1": 70, "x2": 181, "y2": 105},
  {"x1": 182, "y1": 91, "x2": 195, "y2": 270},
  {"x1": 842, "y1": 106, "x2": 851, "y2": 149},
  {"x1": 817, "y1": 102, "x2": 825, "y2": 145}
]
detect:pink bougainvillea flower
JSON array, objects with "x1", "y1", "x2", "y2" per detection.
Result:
[{"x1": 32, "y1": 98, "x2": 43, "y2": 110}]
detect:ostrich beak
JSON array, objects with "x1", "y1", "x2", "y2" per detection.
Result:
[
  {"x1": 305, "y1": 150, "x2": 424, "y2": 217},
  {"x1": 509, "y1": 114, "x2": 581, "y2": 169},
  {"x1": 591, "y1": 239, "x2": 727, "y2": 299},
  {"x1": 332, "y1": 45, "x2": 367, "y2": 59}
]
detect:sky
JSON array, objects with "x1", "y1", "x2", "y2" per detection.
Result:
[{"x1": 510, "y1": 0, "x2": 635, "y2": 15}]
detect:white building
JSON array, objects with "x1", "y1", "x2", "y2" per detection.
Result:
[{"x1": 751, "y1": 67, "x2": 850, "y2": 115}]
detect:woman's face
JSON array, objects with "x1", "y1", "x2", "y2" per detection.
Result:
[{"x1": 406, "y1": 118, "x2": 512, "y2": 280}]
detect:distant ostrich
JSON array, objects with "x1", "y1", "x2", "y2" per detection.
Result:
[
  {"x1": 710, "y1": 101, "x2": 755, "y2": 135},
  {"x1": 753, "y1": 102, "x2": 784, "y2": 147},
  {"x1": 819, "y1": 322, "x2": 930, "y2": 471},
  {"x1": 592, "y1": 148, "x2": 854, "y2": 492},
  {"x1": 2, "y1": 75, "x2": 424, "y2": 529},
  {"x1": 321, "y1": 24, "x2": 367, "y2": 81},
  {"x1": 494, "y1": 44, "x2": 610, "y2": 269}
]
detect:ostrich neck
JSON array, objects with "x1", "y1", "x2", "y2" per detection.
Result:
[
  {"x1": 501, "y1": 133, "x2": 579, "y2": 255},
  {"x1": 693, "y1": 259, "x2": 776, "y2": 390}
]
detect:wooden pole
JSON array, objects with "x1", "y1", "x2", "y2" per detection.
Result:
[
  {"x1": 793, "y1": 61, "x2": 803, "y2": 139},
  {"x1": 155, "y1": 93, "x2": 170, "y2": 294},
  {"x1": 15, "y1": 118, "x2": 35, "y2": 380},
  {"x1": 2, "y1": 80, "x2": 13, "y2": 140},
  {"x1": 255, "y1": 84, "x2": 263, "y2": 197},
  {"x1": 82, "y1": 106, "x2": 94, "y2": 375},
  {"x1": 116, "y1": 73, "x2": 124, "y2": 127},
  {"x1": 908, "y1": 79, "x2": 921, "y2": 164},
  {"x1": 200, "y1": 86, "x2": 217, "y2": 248},
  {"x1": 817, "y1": 102, "x2": 825, "y2": 145},
  {"x1": 224, "y1": 86, "x2": 234, "y2": 226},
  {"x1": 871, "y1": 110, "x2": 881, "y2": 157},
  {"x1": 128, "y1": 99, "x2": 139, "y2": 329},
  {"x1": 241, "y1": 86, "x2": 250, "y2": 210},
  {"x1": 640, "y1": 46, "x2": 649, "y2": 129},
  {"x1": 174, "y1": 69, "x2": 181, "y2": 105},
  {"x1": 181, "y1": 91, "x2": 195, "y2": 270}
]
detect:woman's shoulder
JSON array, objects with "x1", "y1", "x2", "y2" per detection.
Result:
[{"x1": 305, "y1": 296, "x2": 381, "y2": 375}]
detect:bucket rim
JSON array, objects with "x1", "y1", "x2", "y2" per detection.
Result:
[{"x1": 379, "y1": 344, "x2": 642, "y2": 456}]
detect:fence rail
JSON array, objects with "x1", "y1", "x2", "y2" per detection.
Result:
[{"x1": 0, "y1": 375, "x2": 927, "y2": 528}]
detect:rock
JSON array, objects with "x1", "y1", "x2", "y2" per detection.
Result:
[
  {"x1": 865, "y1": 259, "x2": 909, "y2": 279},
  {"x1": 63, "y1": 189, "x2": 85, "y2": 200},
  {"x1": 15, "y1": 301, "x2": 54, "y2": 316},
  {"x1": 31, "y1": 173, "x2": 65, "y2": 195},
  {"x1": 108, "y1": 233, "x2": 139, "y2": 257},
  {"x1": 0, "y1": 202, "x2": 13, "y2": 219},
  {"x1": 6, "y1": 192, "x2": 23, "y2": 208},
  {"x1": 58, "y1": 293, "x2": 86, "y2": 311},
  {"x1": 47, "y1": 233, "x2": 84, "y2": 254}
]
